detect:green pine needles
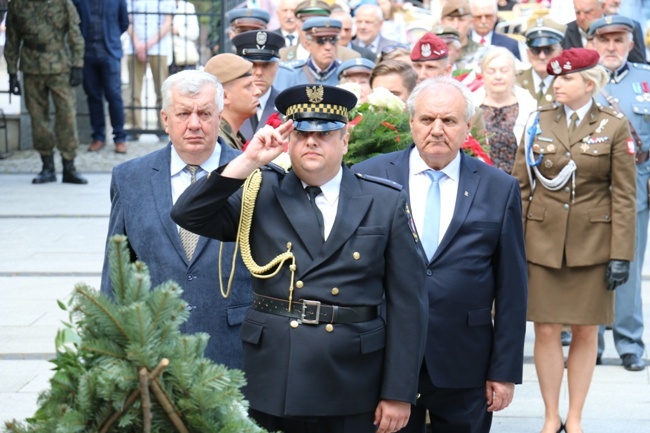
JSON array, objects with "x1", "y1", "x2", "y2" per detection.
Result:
[{"x1": 4, "y1": 235, "x2": 266, "y2": 433}]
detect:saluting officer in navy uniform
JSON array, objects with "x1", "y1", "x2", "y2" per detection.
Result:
[
  {"x1": 516, "y1": 18, "x2": 566, "y2": 106},
  {"x1": 512, "y1": 48, "x2": 636, "y2": 433},
  {"x1": 292, "y1": 17, "x2": 344, "y2": 86},
  {"x1": 232, "y1": 30, "x2": 296, "y2": 140},
  {"x1": 171, "y1": 84, "x2": 427, "y2": 433},
  {"x1": 589, "y1": 14, "x2": 649, "y2": 372}
]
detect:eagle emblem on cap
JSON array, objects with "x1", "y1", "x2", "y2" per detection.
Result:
[
  {"x1": 256, "y1": 31, "x2": 267, "y2": 45},
  {"x1": 550, "y1": 59, "x2": 562, "y2": 74},
  {"x1": 306, "y1": 85, "x2": 324, "y2": 103},
  {"x1": 421, "y1": 43, "x2": 431, "y2": 58}
]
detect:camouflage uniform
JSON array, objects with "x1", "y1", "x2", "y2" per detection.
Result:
[
  {"x1": 4, "y1": 0, "x2": 85, "y2": 161},
  {"x1": 219, "y1": 118, "x2": 246, "y2": 151}
]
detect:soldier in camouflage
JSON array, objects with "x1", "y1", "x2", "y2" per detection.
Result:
[{"x1": 4, "y1": 0, "x2": 87, "y2": 184}]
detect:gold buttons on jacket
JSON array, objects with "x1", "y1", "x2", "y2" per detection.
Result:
[
  {"x1": 331, "y1": 287, "x2": 339, "y2": 295},
  {"x1": 290, "y1": 320, "x2": 299, "y2": 328},
  {"x1": 353, "y1": 252, "x2": 361, "y2": 260},
  {"x1": 325, "y1": 324, "x2": 334, "y2": 332},
  {"x1": 296, "y1": 280, "x2": 304, "y2": 289}
]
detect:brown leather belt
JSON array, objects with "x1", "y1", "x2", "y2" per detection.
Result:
[
  {"x1": 636, "y1": 149, "x2": 650, "y2": 165},
  {"x1": 252, "y1": 293, "x2": 379, "y2": 325}
]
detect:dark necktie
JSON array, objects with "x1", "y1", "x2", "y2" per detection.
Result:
[
  {"x1": 568, "y1": 112, "x2": 580, "y2": 138},
  {"x1": 537, "y1": 81, "x2": 545, "y2": 100},
  {"x1": 305, "y1": 186, "x2": 324, "y2": 239},
  {"x1": 179, "y1": 165, "x2": 200, "y2": 261},
  {"x1": 250, "y1": 111, "x2": 259, "y2": 132},
  {"x1": 287, "y1": 34, "x2": 295, "y2": 46}
]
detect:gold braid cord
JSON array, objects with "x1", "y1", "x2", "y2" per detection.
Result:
[{"x1": 219, "y1": 169, "x2": 297, "y2": 310}]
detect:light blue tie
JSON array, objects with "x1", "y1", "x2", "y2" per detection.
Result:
[{"x1": 422, "y1": 170, "x2": 445, "y2": 260}]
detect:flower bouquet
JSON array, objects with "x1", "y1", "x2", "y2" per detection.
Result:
[{"x1": 344, "y1": 86, "x2": 412, "y2": 165}]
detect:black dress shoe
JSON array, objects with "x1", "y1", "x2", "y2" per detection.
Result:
[{"x1": 621, "y1": 353, "x2": 646, "y2": 371}]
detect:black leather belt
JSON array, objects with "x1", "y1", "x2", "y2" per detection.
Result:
[
  {"x1": 252, "y1": 293, "x2": 379, "y2": 325},
  {"x1": 636, "y1": 149, "x2": 649, "y2": 165}
]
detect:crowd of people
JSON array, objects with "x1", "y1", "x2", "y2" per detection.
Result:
[{"x1": 3, "y1": 0, "x2": 649, "y2": 432}]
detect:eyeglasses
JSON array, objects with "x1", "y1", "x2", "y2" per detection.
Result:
[
  {"x1": 314, "y1": 36, "x2": 339, "y2": 45},
  {"x1": 381, "y1": 43, "x2": 411, "y2": 54},
  {"x1": 529, "y1": 46, "x2": 556, "y2": 56}
]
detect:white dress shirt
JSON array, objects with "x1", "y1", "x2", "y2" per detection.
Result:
[
  {"x1": 170, "y1": 144, "x2": 222, "y2": 204},
  {"x1": 301, "y1": 167, "x2": 342, "y2": 241},
  {"x1": 564, "y1": 99, "x2": 593, "y2": 129}
]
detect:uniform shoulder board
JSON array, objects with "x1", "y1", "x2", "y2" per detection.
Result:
[
  {"x1": 537, "y1": 103, "x2": 557, "y2": 112},
  {"x1": 281, "y1": 59, "x2": 306, "y2": 69},
  {"x1": 355, "y1": 173, "x2": 402, "y2": 190},
  {"x1": 631, "y1": 62, "x2": 650, "y2": 71},
  {"x1": 261, "y1": 162, "x2": 288, "y2": 175},
  {"x1": 278, "y1": 63, "x2": 294, "y2": 73},
  {"x1": 598, "y1": 104, "x2": 624, "y2": 118}
]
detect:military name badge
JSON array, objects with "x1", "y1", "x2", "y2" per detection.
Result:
[{"x1": 627, "y1": 137, "x2": 636, "y2": 154}]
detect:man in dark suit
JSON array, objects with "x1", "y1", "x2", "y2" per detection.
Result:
[
  {"x1": 354, "y1": 3, "x2": 400, "y2": 60},
  {"x1": 352, "y1": 76, "x2": 528, "y2": 433},
  {"x1": 171, "y1": 84, "x2": 428, "y2": 433},
  {"x1": 73, "y1": 0, "x2": 129, "y2": 154},
  {"x1": 563, "y1": 0, "x2": 647, "y2": 64},
  {"x1": 469, "y1": 0, "x2": 521, "y2": 59},
  {"x1": 100, "y1": 70, "x2": 253, "y2": 368}
]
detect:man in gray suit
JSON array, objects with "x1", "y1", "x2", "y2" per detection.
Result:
[{"x1": 100, "y1": 70, "x2": 253, "y2": 369}]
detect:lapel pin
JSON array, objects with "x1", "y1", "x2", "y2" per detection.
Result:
[{"x1": 464, "y1": 191, "x2": 469, "y2": 197}]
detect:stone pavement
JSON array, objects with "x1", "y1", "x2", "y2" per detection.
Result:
[{"x1": 0, "y1": 145, "x2": 649, "y2": 432}]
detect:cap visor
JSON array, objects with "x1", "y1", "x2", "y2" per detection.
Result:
[
  {"x1": 294, "y1": 120, "x2": 346, "y2": 132},
  {"x1": 528, "y1": 37, "x2": 561, "y2": 47}
]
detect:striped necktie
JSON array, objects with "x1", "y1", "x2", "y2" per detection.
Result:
[{"x1": 179, "y1": 165, "x2": 200, "y2": 261}]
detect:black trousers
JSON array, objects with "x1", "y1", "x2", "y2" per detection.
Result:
[
  {"x1": 400, "y1": 365, "x2": 493, "y2": 433},
  {"x1": 250, "y1": 408, "x2": 377, "y2": 433}
]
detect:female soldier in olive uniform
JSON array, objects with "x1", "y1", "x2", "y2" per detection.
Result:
[{"x1": 512, "y1": 48, "x2": 637, "y2": 433}]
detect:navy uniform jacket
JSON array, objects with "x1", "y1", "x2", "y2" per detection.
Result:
[
  {"x1": 100, "y1": 141, "x2": 253, "y2": 369},
  {"x1": 353, "y1": 149, "x2": 528, "y2": 388},
  {"x1": 72, "y1": 0, "x2": 129, "y2": 59},
  {"x1": 596, "y1": 62, "x2": 650, "y2": 210},
  {"x1": 491, "y1": 32, "x2": 521, "y2": 60},
  {"x1": 171, "y1": 164, "x2": 427, "y2": 417}
]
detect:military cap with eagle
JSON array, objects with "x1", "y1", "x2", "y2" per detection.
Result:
[
  {"x1": 232, "y1": 30, "x2": 285, "y2": 62},
  {"x1": 275, "y1": 84, "x2": 357, "y2": 132}
]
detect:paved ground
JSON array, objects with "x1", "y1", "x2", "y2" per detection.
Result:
[{"x1": 0, "y1": 146, "x2": 649, "y2": 432}]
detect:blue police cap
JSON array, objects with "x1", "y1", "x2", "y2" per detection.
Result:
[
  {"x1": 302, "y1": 17, "x2": 342, "y2": 35},
  {"x1": 588, "y1": 15, "x2": 635, "y2": 37},
  {"x1": 227, "y1": 8, "x2": 270, "y2": 31},
  {"x1": 232, "y1": 30, "x2": 285, "y2": 62},
  {"x1": 276, "y1": 84, "x2": 357, "y2": 132},
  {"x1": 337, "y1": 58, "x2": 376, "y2": 78},
  {"x1": 524, "y1": 18, "x2": 566, "y2": 47}
]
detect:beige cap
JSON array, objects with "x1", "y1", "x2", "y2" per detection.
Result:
[
  {"x1": 441, "y1": 0, "x2": 471, "y2": 18},
  {"x1": 204, "y1": 53, "x2": 253, "y2": 85}
]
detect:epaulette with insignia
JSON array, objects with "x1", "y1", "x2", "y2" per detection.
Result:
[
  {"x1": 355, "y1": 173, "x2": 402, "y2": 190},
  {"x1": 262, "y1": 162, "x2": 288, "y2": 175},
  {"x1": 632, "y1": 62, "x2": 650, "y2": 71},
  {"x1": 537, "y1": 103, "x2": 558, "y2": 112},
  {"x1": 598, "y1": 104, "x2": 624, "y2": 118}
]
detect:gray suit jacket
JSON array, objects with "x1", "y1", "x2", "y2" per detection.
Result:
[{"x1": 100, "y1": 140, "x2": 253, "y2": 368}]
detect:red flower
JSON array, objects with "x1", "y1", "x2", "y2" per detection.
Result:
[
  {"x1": 265, "y1": 112, "x2": 284, "y2": 128},
  {"x1": 462, "y1": 134, "x2": 493, "y2": 165}
]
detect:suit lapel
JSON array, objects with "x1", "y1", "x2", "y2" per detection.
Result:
[
  {"x1": 572, "y1": 102, "x2": 600, "y2": 146},
  {"x1": 274, "y1": 171, "x2": 324, "y2": 260},
  {"x1": 150, "y1": 145, "x2": 190, "y2": 264},
  {"x1": 552, "y1": 109, "x2": 571, "y2": 151},
  {"x1": 432, "y1": 153, "x2": 480, "y2": 262}
]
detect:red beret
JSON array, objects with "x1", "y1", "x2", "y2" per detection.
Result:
[
  {"x1": 546, "y1": 48, "x2": 600, "y2": 76},
  {"x1": 410, "y1": 32, "x2": 449, "y2": 62}
]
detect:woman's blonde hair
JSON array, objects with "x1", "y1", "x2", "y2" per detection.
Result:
[{"x1": 578, "y1": 64, "x2": 609, "y2": 96}]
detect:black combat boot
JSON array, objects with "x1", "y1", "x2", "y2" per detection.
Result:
[
  {"x1": 62, "y1": 158, "x2": 88, "y2": 184},
  {"x1": 32, "y1": 154, "x2": 56, "y2": 184}
]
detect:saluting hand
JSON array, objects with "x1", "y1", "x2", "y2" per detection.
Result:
[{"x1": 221, "y1": 120, "x2": 294, "y2": 179}]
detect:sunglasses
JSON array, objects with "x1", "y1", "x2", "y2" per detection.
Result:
[
  {"x1": 381, "y1": 43, "x2": 411, "y2": 54},
  {"x1": 314, "y1": 36, "x2": 339, "y2": 45},
  {"x1": 529, "y1": 46, "x2": 556, "y2": 56}
]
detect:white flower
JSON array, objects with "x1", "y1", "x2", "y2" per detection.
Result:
[
  {"x1": 367, "y1": 87, "x2": 405, "y2": 113},
  {"x1": 337, "y1": 82, "x2": 362, "y2": 105}
]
